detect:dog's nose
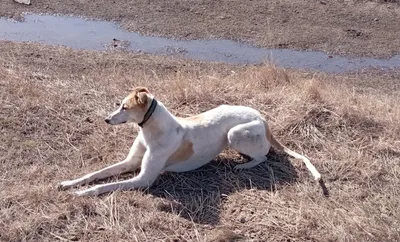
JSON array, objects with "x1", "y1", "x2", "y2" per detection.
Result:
[{"x1": 105, "y1": 118, "x2": 111, "y2": 124}]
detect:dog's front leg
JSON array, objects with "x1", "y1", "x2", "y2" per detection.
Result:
[
  {"x1": 74, "y1": 149, "x2": 167, "y2": 196},
  {"x1": 59, "y1": 136, "x2": 146, "y2": 190}
]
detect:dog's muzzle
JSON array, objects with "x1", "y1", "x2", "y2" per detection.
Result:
[{"x1": 105, "y1": 117, "x2": 126, "y2": 125}]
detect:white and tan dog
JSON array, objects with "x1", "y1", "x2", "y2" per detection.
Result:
[{"x1": 59, "y1": 87, "x2": 321, "y2": 196}]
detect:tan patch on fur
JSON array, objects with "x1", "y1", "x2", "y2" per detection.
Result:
[
  {"x1": 185, "y1": 114, "x2": 204, "y2": 122},
  {"x1": 177, "y1": 114, "x2": 205, "y2": 123},
  {"x1": 166, "y1": 140, "x2": 194, "y2": 166},
  {"x1": 263, "y1": 120, "x2": 284, "y2": 151}
]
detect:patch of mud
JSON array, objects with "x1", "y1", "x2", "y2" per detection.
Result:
[
  {"x1": 1, "y1": 13, "x2": 400, "y2": 73},
  {"x1": 2, "y1": 0, "x2": 400, "y2": 58}
]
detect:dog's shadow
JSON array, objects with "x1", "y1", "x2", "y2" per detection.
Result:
[{"x1": 147, "y1": 149, "x2": 299, "y2": 225}]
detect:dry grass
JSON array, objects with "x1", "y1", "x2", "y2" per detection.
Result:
[{"x1": 0, "y1": 42, "x2": 400, "y2": 242}]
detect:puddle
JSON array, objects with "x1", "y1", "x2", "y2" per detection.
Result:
[{"x1": 1, "y1": 13, "x2": 400, "y2": 73}]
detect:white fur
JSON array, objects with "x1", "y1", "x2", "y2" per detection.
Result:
[{"x1": 59, "y1": 94, "x2": 321, "y2": 196}]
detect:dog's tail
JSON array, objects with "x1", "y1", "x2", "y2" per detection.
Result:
[{"x1": 264, "y1": 121, "x2": 321, "y2": 181}]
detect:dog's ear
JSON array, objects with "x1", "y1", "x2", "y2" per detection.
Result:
[
  {"x1": 133, "y1": 86, "x2": 150, "y2": 94},
  {"x1": 135, "y1": 87, "x2": 150, "y2": 106},
  {"x1": 136, "y1": 91, "x2": 149, "y2": 106}
]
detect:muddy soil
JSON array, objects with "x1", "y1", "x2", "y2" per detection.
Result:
[{"x1": 2, "y1": 0, "x2": 400, "y2": 58}]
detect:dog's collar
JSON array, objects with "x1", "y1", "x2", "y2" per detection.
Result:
[{"x1": 138, "y1": 98, "x2": 157, "y2": 127}]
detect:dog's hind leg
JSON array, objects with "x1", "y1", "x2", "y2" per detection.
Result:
[
  {"x1": 59, "y1": 136, "x2": 146, "y2": 189},
  {"x1": 227, "y1": 120, "x2": 271, "y2": 170}
]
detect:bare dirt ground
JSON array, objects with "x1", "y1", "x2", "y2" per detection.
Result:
[
  {"x1": 2, "y1": 0, "x2": 400, "y2": 58},
  {"x1": 1, "y1": 41, "x2": 400, "y2": 241}
]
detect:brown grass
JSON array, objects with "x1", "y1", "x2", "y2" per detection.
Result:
[{"x1": 0, "y1": 42, "x2": 399, "y2": 242}]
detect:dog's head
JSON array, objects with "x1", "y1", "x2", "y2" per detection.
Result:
[{"x1": 105, "y1": 87, "x2": 152, "y2": 125}]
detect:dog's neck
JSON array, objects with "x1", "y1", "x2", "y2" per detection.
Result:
[{"x1": 139, "y1": 100, "x2": 179, "y2": 142}]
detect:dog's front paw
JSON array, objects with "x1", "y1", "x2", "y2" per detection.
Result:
[
  {"x1": 74, "y1": 186, "x2": 100, "y2": 197},
  {"x1": 74, "y1": 190, "x2": 89, "y2": 197},
  {"x1": 58, "y1": 180, "x2": 79, "y2": 190}
]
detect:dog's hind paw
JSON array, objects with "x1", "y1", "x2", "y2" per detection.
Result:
[
  {"x1": 233, "y1": 162, "x2": 259, "y2": 171},
  {"x1": 233, "y1": 158, "x2": 266, "y2": 171},
  {"x1": 233, "y1": 164, "x2": 250, "y2": 171}
]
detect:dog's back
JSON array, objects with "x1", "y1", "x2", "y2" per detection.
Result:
[{"x1": 180, "y1": 104, "x2": 264, "y2": 131}]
